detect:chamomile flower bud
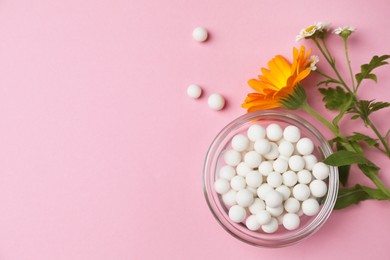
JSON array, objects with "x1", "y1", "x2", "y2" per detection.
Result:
[
  {"x1": 296, "y1": 22, "x2": 331, "y2": 42},
  {"x1": 333, "y1": 26, "x2": 356, "y2": 38}
]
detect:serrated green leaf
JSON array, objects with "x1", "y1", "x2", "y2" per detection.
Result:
[
  {"x1": 318, "y1": 86, "x2": 353, "y2": 111},
  {"x1": 355, "y1": 55, "x2": 390, "y2": 85},
  {"x1": 347, "y1": 133, "x2": 379, "y2": 147},
  {"x1": 335, "y1": 185, "x2": 388, "y2": 209},
  {"x1": 347, "y1": 100, "x2": 390, "y2": 125},
  {"x1": 324, "y1": 150, "x2": 375, "y2": 167}
]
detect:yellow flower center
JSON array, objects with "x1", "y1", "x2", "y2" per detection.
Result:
[{"x1": 305, "y1": 25, "x2": 316, "y2": 33}]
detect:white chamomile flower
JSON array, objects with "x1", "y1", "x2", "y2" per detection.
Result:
[
  {"x1": 296, "y1": 22, "x2": 331, "y2": 42},
  {"x1": 308, "y1": 55, "x2": 319, "y2": 71},
  {"x1": 333, "y1": 26, "x2": 356, "y2": 37}
]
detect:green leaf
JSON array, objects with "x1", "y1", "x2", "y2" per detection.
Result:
[
  {"x1": 280, "y1": 84, "x2": 307, "y2": 110},
  {"x1": 319, "y1": 86, "x2": 353, "y2": 111},
  {"x1": 355, "y1": 55, "x2": 390, "y2": 85},
  {"x1": 335, "y1": 185, "x2": 388, "y2": 209},
  {"x1": 324, "y1": 150, "x2": 375, "y2": 167},
  {"x1": 348, "y1": 100, "x2": 390, "y2": 125},
  {"x1": 335, "y1": 142, "x2": 350, "y2": 186},
  {"x1": 347, "y1": 133, "x2": 379, "y2": 147}
]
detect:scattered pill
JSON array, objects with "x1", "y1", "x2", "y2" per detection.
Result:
[
  {"x1": 208, "y1": 93, "x2": 225, "y2": 110},
  {"x1": 186, "y1": 84, "x2": 202, "y2": 99},
  {"x1": 192, "y1": 26, "x2": 208, "y2": 42}
]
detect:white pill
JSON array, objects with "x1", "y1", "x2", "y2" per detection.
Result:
[
  {"x1": 266, "y1": 123, "x2": 283, "y2": 141},
  {"x1": 296, "y1": 137, "x2": 314, "y2": 155},
  {"x1": 214, "y1": 179, "x2": 230, "y2": 194},
  {"x1": 282, "y1": 170, "x2": 298, "y2": 187},
  {"x1": 262, "y1": 217, "x2": 279, "y2": 233},
  {"x1": 208, "y1": 93, "x2": 225, "y2": 110},
  {"x1": 310, "y1": 180, "x2": 328, "y2": 197},
  {"x1": 278, "y1": 141, "x2": 295, "y2": 157},
  {"x1": 289, "y1": 155, "x2": 305, "y2": 171},
  {"x1": 297, "y1": 169, "x2": 312, "y2": 184},
  {"x1": 303, "y1": 154, "x2": 318, "y2": 171},
  {"x1": 284, "y1": 197, "x2": 300, "y2": 213},
  {"x1": 293, "y1": 183, "x2": 311, "y2": 201},
  {"x1": 283, "y1": 213, "x2": 300, "y2": 230},
  {"x1": 231, "y1": 134, "x2": 250, "y2": 152},
  {"x1": 257, "y1": 183, "x2": 274, "y2": 200},
  {"x1": 192, "y1": 26, "x2": 208, "y2": 42},
  {"x1": 267, "y1": 172, "x2": 283, "y2": 188},
  {"x1": 224, "y1": 150, "x2": 241, "y2": 166},
  {"x1": 236, "y1": 189, "x2": 254, "y2": 207},
  {"x1": 302, "y1": 198, "x2": 320, "y2": 216},
  {"x1": 265, "y1": 190, "x2": 283, "y2": 207},
  {"x1": 263, "y1": 143, "x2": 280, "y2": 160},
  {"x1": 283, "y1": 125, "x2": 301, "y2": 143},
  {"x1": 256, "y1": 210, "x2": 272, "y2": 225},
  {"x1": 245, "y1": 215, "x2": 261, "y2": 231},
  {"x1": 249, "y1": 198, "x2": 266, "y2": 214},
  {"x1": 312, "y1": 162, "x2": 330, "y2": 180},
  {"x1": 228, "y1": 205, "x2": 247, "y2": 223},
  {"x1": 222, "y1": 189, "x2": 237, "y2": 206},
  {"x1": 258, "y1": 161, "x2": 273, "y2": 176},
  {"x1": 247, "y1": 124, "x2": 266, "y2": 142},
  {"x1": 246, "y1": 170, "x2": 263, "y2": 188},
  {"x1": 273, "y1": 158, "x2": 288, "y2": 173},
  {"x1": 186, "y1": 84, "x2": 202, "y2": 99},
  {"x1": 219, "y1": 165, "x2": 236, "y2": 180},
  {"x1": 254, "y1": 139, "x2": 272, "y2": 155},
  {"x1": 230, "y1": 176, "x2": 246, "y2": 191},
  {"x1": 275, "y1": 185, "x2": 291, "y2": 200},
  {"x1": 266, "y1": 205, "x2": 284, "y2": 217},
  {"x1": 236, "y1": 162, "x2": 252, "y2": 177},
  {"x1": 244, "y1": 151, "x2": 262, "y2": 168}
]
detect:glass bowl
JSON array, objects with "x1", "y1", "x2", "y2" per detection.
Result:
[{"x1": 203, "y1": 110, "x2": 338, "y2": 247}]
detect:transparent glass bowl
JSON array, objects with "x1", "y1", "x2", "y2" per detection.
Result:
[{"x1": 203, "y1": 110, "x2": 338, "y2": 247}]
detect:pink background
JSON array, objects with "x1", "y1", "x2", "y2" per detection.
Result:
[{"x1": 0, "y1": 0, "x2": 389, "y2": 259}]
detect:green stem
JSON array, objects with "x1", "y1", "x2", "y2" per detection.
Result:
[
  {"x1": 315, "y1": 69, "x2": 341, "y2": 83},
  {"x1": 301, "y1": 102, "x2": 341, "y2": 136},
  {"x1": 343, "y1": 37, "x2": 356, "y2": 92},
  {"x1": 366, "y1": 119, "x2": 390, "y2": 157},
  {"x1": 321, "y1": 38, "x2": 334, "y2": 64}
]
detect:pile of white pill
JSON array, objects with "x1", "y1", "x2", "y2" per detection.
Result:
[{"x1": 214, "y1": 123, "x2": 330, "y2": 233}]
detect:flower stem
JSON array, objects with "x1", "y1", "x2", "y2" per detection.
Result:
[
  {"x1": 343, "y1": 38, "x2": 356, "y2": 92},
  {"x1": 366, "y1": 118, "x2": 390, "y2": 157},
  {"x1": 301, "y1": 102, "x2": 341, "y2": 136}
]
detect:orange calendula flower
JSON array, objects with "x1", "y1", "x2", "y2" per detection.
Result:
[{"x1": 242, "y1": 46, "x2": 312, "y2": 112}]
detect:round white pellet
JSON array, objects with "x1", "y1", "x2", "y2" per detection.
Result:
[
  {"x1": 208, "y1": 93, "x2": 225, "y2": 110},
  {"x1": 293, "y1": 183, "x2": 311, "y2": 201},
  {"x1": 266, "y1": 123, "x2": 283, "y2": 141},
  {"x1": 289, "y1": 155, "x2": 305, "y2": 171},
  {"x1": 245, "y1": 215, "x2": 261, "y2": 231},
  {"x1": 192, "y1": 26, "x2": 208, "y2": 42},
  {"x1": 283, "y1": 125, "x2": 301, "y2": 143},
  {"x1": 219, "y1": 165, "x2": 236, "y2": 180},
  {"x1": 244, "y1": 151, "x2": 262, "y2": 168},
  {"x1": 297, "y1": 169, "x2": 312, "y2": 184},
  {"x1": 231, "y1": 134, "x2": 250, "y2": 152},
  {"x1": 303, "y1": 154, "x2": 318, "y2": 171},
  {"x1": 265, "y1": 190, "x2": 283, "y2": 207},
  {"x1": 312, "y1": 162, "x2": 330, "y2": 180},
  {"x1": 283, "y1": 213, "x2": 300, "y2": 230},
  {"x1": 236, "y1": 162, "x2": 252, "y2": 177},
  {"x1": 266, "y1": 205, "x2": 284, "y2": 217},
  {"x1": 278, "y1": 141, "x2": 295, "y2": 157},
  {"x1": 236, "y1": 189, "x2": 254, "y2": 207},
  {"x1": 263, "y1": 142, "x2": 280, "y2": 160},
  {"x1": 282, "y1": 170, "x2": 298, "y2": 187},
  {"x1": 296, "y1": 137, "x2": 314, "y2": 156},
  {"x1": 284, "y1": 197, "x2": 300, "y2": 213},
  {"x1": 247, "y1": 124, "x2": 266, "y2": 142},
  {"x1": 257, "y1": 183, "x2": 273, "y2": 200},
  {"x1": 224, "y1": 150, "x2": 241, "y2": 166},
  {"x1": 262, "y1": 217, "x2": 279, "y2": 233},
  {"x1": 254, "y1": 139, "x2": 272, "y2": 155},
  {"x1": 259, "y1": 161, "x2": 274, "y2": 176},
  {"x1": 256, "y1": 210, "x2": 272, "y2": 225},
  {"x1": 230, "y1": 176, "x2": 246, "y2": 191},
  {"x1": 249, "y1": 198, "x2": 266, "y2": 214},
  {"x1": 273, "y1": 158, "x2": 288, "y2": 173},
  {"x1": 246, "y1": 170, "x2": 263, "y2": 188},
  {"x1": 310, "y1": 180, "x2": 328, "y2": 197},
  {"x1": 302, "y1": 198, "x2": 320, "y2": 216},
  {"x1": 222, "y1": 189, "x2": 237, "y2": 206},
  {"x1": 228, "y1": 205, "x2": 246, "y2": 223},
  {"x1": 275, "y1": 185, "x2": 291, "y2": 200},
  {"x1": 267, "y1": 172, "x2": 283, "y2": 188},
  {"x1": 214, "y1": 179, "x2": 230, "y2": 194},
  {"x1": 186, "y1": 84, "x2": 202, "y2": 99}
]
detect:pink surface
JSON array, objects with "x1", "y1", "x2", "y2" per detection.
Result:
[{"x1": 0, "y1": 0, "x2": 389, "y2": 259}]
